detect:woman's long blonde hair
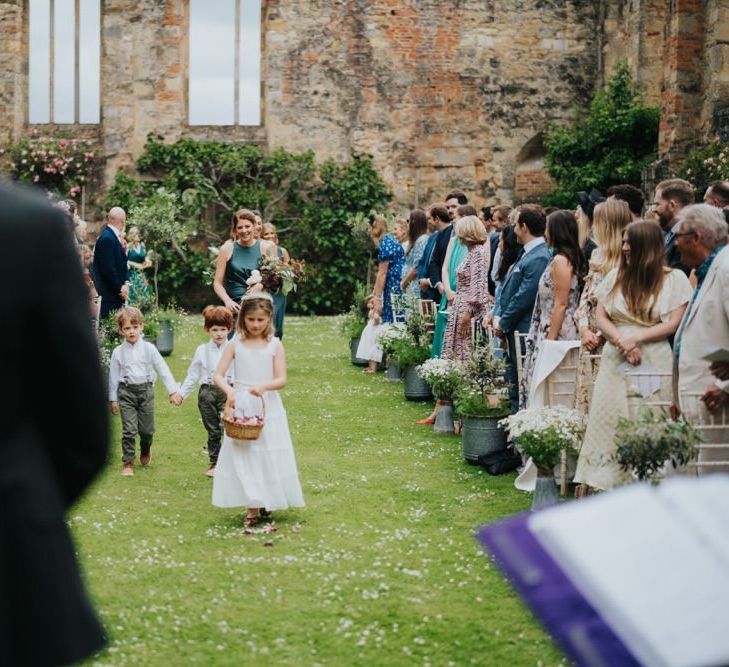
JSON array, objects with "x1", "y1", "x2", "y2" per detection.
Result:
[
  {"x1": 610, "y1": 221, "x2": 667, "y2": 321},
  {"x1": 590, "y1": 199, "x2": 631, "y2": 274}
]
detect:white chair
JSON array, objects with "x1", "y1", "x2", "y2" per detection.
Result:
[
  {"x1": 679, "y1": 392, "x2": 729, "y2": 475},
  {"x1": 513, "y1": 331, "x2": 530, "y2": 389},
  {"x1": 623, "y1": 370, "x2": 673, "y2": 419},
  {"x1": 390, "y1": 293, "x2": 407, "y2": 324}
]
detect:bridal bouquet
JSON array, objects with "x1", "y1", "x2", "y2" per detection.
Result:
[{"x1": 258, "y1": 255, "x2": 307, "y2": 296}]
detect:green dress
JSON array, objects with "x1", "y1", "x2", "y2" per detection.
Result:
[
  {"x1": 272, "y1": 246, "x2": 286, "y2": 339},
  {"x1": 431, "y1": 237, "x2": 468, "y2": 358},
  {"x1": 127, "y1": 243, "x2": 152, "y2": 307},
  {"x1": 224, "y1": 240, "x2": 262, "y2": 302}
]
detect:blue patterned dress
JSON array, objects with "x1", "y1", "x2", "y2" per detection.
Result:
[{"x1": 378, "y1": 234, "x2": 406, "y2": 323}]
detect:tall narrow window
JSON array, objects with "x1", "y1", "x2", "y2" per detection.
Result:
[
  {"x1": 189, "y1": 0, "x2": 262, "y2": 126},
  {"x1": 28, "y1": 0, "x2": 101, "y2": 124}
]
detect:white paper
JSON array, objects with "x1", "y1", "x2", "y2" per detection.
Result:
[{"x1": 528, "y1": 476, "x2": 729, "y2": 667}]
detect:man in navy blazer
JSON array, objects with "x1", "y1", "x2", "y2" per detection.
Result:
[
  {"x1": 418, "y1": 204, "x2": 450, "y2": 300},
  {"x1": 493, "y1": 205, "x2": 551, "y2": 412},
  {"x1": 92, "y1": 206, "x2": 129, "y2": 319}
]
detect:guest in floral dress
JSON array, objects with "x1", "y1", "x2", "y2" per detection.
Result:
[
  {"x1": 574, "y1": 221, "x2": 692, "y2": 492},
  {"x1": 369, "y1": 215, "x2": 406, "y2": 324},
  {"x1": 573, "y1": 199, "x2": 632, "y2": 417},
  {"x1": 442, "y1": 216, "x2": 490, "y2": 361},
  {"x1": 520, "y1": 210, "x2": 587, "y2": 407},
  {"x1": 400, "y1": 209, "x2": 430, "y2": 296}
]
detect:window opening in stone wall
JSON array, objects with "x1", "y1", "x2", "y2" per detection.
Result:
[
  {"x1": 189, "y1": 0, "x2": 262, "y2": 126},
  {"x1": 28, "y1": 0, "x2": 101, "y2": 124}
]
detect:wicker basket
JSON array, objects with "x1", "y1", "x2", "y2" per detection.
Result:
[{"x1": 222, "y1": 396, "x2": 265, "y2": 441}]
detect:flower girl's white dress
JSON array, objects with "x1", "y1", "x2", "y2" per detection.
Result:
[{"x1": 212, "y1": 337, "x2": 304, "y2": 511}]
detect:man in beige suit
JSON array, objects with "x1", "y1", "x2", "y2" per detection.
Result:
[{"x1": 673, "y1": 204, "x2": 729, "y2": 472}]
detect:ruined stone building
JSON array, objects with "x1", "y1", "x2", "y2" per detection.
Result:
[{"x1": 1, "y1": 0, "x2": 728, "y2": 210}]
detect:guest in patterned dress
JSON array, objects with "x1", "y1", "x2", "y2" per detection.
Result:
[
  {"x1": 520, "y1": 210, "x2": 586, "y2": 407},
  {"x1": 573, "y1": 199, "x2": 632, "y2": 418},
  {"x1": 442, "y1": 216, "x2": 490, "y2": 361},
  {"x1": 369, "y1": 215, "x2": 406, "y2": 324},
  {"x1": 126, "y1": 225, "x2": 153, "y2": 307},
  {"x1": 400, "y1": 209, "x2": 430, "y2": 296},
  {"x1": 574, "y1": 222, "x2": 692, "y2": 492}
]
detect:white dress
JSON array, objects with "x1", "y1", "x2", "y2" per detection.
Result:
[{"x1": 212, "y1": 337, "x2": 304, "y2": 511}]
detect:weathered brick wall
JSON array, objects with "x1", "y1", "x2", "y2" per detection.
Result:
[
  {"x1": 514, "y1": 160, "x2": 556, "y2": 203},
  {"x1": 0, "y1": 0, "x2": 22, "y2": 145},
  {"x1": 703, "y1": 0, "x2": 729, "y2": 143}
]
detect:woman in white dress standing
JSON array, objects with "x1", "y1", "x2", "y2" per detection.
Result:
[{"x1": 213, "y1": 293, "x2": 304, "y2": 527}]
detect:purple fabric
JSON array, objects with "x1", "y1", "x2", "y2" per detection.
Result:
[{"x1": 476, "y1": 514, "x2": 640, "y2": 667}]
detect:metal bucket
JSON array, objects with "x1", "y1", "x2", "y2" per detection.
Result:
[
  {"x1": 403, "y1": 366, "x2": 433, "y2": 401},
  {"x1": 350, "y1": 337, "x2": 369, "y2": 366},
  {"x1": 434, "y1": 402, "x2": 455, "y2": 434},
  {"x1": 156, "y1": 319, "x2": 174, "y2": 357},
  {"x1": 385, "y1": 361, "x2": 402, "y2": 382},
  {"x1": 461, "y1": 415, "x2": 507, "y2": 464}
]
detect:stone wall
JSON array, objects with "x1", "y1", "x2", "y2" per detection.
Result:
[{"x1": 1, "y1": 1, "x2": 727, "y2": 208}]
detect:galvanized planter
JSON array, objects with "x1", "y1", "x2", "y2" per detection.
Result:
[
  {"x1": 385, "y1": 360, "x2": 402, "y2": 382},
  {"x1": 402, "y1": 366, "x2": 433, "y2": 401},
  {"x1": 434, "y1": 402, "x2": 455, "y2": 434},
  {"x1": 532, "y1": 468, "x2": 560, "y2": 509},
  {"x1": 350, "y1": 336, "x2": 369, "y2": 366},
  {"x1": 155, "y1": 319, "x2": 174, "y2": 357},
  {"x1": 461, "y1": 414, "x2": 507, "y2": 464}
]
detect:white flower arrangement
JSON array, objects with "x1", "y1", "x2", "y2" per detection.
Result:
[
  {"x1": 417, "y1": 357, "x2": 465, "y2": 400},
  {"x1": 500, "y1": 406, "x2": 586, "y2": 470},
  {"x1": 376, "y1": 323, "x2": 409, "y2": 356},
  {"x1": 246, "y1": 269, "x2": 262, "y2": 286}
]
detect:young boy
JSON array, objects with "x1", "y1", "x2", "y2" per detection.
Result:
[
  {"x1": 179, "y1": 306, "x2": 234, "y2": 476},
  {"x1": 108, "y1": 306, "x2": 182, "y2": 476}
]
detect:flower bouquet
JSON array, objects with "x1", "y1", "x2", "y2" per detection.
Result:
[
  {"x1": 258, "y1": 255, "x2": 306, "y2": 296},
  {"x1": 376, "y1": 323, "x2": 409, "y2": 358},
  {"x1": 614, "y1": 409, "x2": 701, "y2": 483},
  {"x1": 500, "y1": 406, "x2": 585, "y2": 472},
  {"x1": 417, "y1": 358, "x2": 465, "y2": 402}
]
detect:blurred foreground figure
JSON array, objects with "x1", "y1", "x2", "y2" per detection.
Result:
[{"x1": 0, "y1": 181, "x2": 109, "y2": 665}]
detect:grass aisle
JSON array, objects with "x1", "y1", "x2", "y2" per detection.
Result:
[{"x1": 77, "y1": 315, "x2": 563, "y2": 666}]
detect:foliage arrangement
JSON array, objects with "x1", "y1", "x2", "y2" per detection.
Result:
[
  {"x1": 105, "y1": 134, "x2": 389, "y2": 313},
  {"x1": 500, "y1": 406, "x2": 585, "y2": 471},
  {"x1": 614, "y1": 410, "x2": 701, "y2": 482},
  {"x1": 376, "y1": 323, "x2": 408, "y2": 359},
  {"x1": 676, "y1": 138, "x2": 729, "y2": 199},
  {"x1": 388, "y1": 312, "x2": 431, "y2": 369},
  {"x1": 454, "y1": 344, "x2": 510, "y2": 418},
  {"x1": 0, "y1": 130, "x2": 100, "y2": 199},
  {"x1": 338, "y1": 282, "x2": 370, "y2": 340},
  {"x1": 97, "y1": 313, "x2": 122, "y2": 370},
  {"x1": 417, "y1": 358, "x2": 465, "y2": 401},
  {"x1": 543, "y1": 61, "x2": 659, "y2": 208},
  {"x1": 258, "y1": 254, "x2": 307, "y2": 296},
  {"x1": 127, "y1": 188, "x2": 193, "y2": 308}
]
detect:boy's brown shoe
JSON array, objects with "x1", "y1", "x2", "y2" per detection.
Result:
[
  {"x1": 121, "y1": 462, "x2": 134, "y2": 476},
  {"x1": 140, "y1": 445, "x2": 151, "y2": 466}
]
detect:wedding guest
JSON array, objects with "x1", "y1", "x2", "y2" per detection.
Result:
[
  {"x1": 369, "y1": 215, "x2": 406, "y2": 324},
  {"x1": 425, "y1": 191, "x2": 467, "y2": 305},
  {"x1": 0, "y1": 180, "x2": 108, "y2": 666},
  {"x1": 261, "y1": 223, "x2": 290, "y2": 263},
  {"x1": 576, "y1": 188, "x2": 603, "y2": 263},
  {"x1": 126, "y1": 225, "x2": 153, "y2": 307},
  {"x1": 492, "y1": 223, "x2": 520, "y2": 294},
  {"x1": 488, "y1": 205, "x2": 513, "y2": 295},
  {"x1": 574, "y1": 221, "x2": 691, "y2": 492},
  {"x1": 441, "y1": 215, "x2": 490, "y2": 361},
  {"x1": 652, "y1": 178, "x2": 694, "y2": 275},
  {"x1": 418, "y1": 204, "x2": 449, "y2": 301},
  {"x1": 573, "y1": 198, "x2": 631, "y2": 422},
  {"x1": 394, "y1": 217, "x2": 410, "y2": 253},
  {"x1": 261, "y1": 221, "x2": 289, "y2": 338},
  {"x1": 92, "y1": 206, "x2": 129, "y2": 319},
  {"x1": 491, "y1": 206, "x2": 551, "y2": 411},
  {"x1": 400, "y1": 209, "x2": 429, "y2": 296},
  {"x1": 520, "y1": 210, "x2": 585, "y2": 406},
  {"x1": 702, "y1": 180, "x2": 729, "y2": 209},
  {"x1": 672, "y1": 204, "x2": 729, "y2": 473},
  {"x1": 607, "y1": 184, "x2": 644, "y2": 221},
  {"x1": 251, "y1": 209, "x2": 264, "y2": 240}
]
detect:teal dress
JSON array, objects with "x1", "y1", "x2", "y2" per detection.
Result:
[
  {"x1": 224, "y1": 241, "x2": 262, "y2": 303},
  {"x1": 127, "y1": 243, "x2": 152, "y2": 307},
  {"x1": 272, "y1": 246, "x2": 286, "y2": 339},
  {"x1": 431, "y1": 237, "x2": 468, "y2": 357}
]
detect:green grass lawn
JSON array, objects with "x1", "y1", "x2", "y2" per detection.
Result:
[{"x1": 76, "y1": 315, "x2": 564, "y2": 666}]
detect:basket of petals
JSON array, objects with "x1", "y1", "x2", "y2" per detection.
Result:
[{"x1": 223, "y1": 394, "x2": 265, "y2": 440}]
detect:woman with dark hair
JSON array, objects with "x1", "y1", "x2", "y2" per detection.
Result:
[
  {"x1": 400, "y1": 209, "x2": 429, "y2": 296},
  {"x1": 520, "y1": 210, "x2": 587, "y2": 406},
  {"x1": 574, "y1": 221, "x2": 692, "y2": 492},
  {"x1": 494, "y1": 224, "x2": 520, "y2": 289}
]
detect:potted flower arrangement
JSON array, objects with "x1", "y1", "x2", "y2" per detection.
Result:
[
  {"x1": 339, "y1": 283, "x2": 370, "y2": 366},
  {"x1": 417, "y1": 358, "x2": 465, "y2": 433},
  {"x1": 614, "y1": 409, "x2": 701, "y2": 484},
  {"x1": 389, "y1": 311, "x2": 432, "y2": 400},
  {"x1": 500, "y1": 406, "x2": 585, "y2": 508},
  {"x1": 454, "y1": 345, "x2": 511, "y2": 463},
  {"x1": 376, "y1": 323, "x2": 409, "y2": 381}
]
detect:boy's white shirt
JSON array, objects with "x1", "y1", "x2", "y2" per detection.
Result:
[
  {"x1": 179, "y1": 339, "x2": 234, "y2": 399},
  {"x1": 108, "y1": 338, "x2": 180, "y2": 401}
]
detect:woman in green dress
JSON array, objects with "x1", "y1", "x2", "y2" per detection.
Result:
[
  {"x1": 126, "y1": 225, "x2": 153, "y2": 307},
  {"x1": 262, "y1": 222, "x2": 290, "y2": 339},
  {"x1": 214, "y1": 209, "x2": 275, "y2": 325}
]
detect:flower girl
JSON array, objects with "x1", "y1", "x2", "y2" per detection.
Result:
[
  {"x1": 356, "y1": 294, "x2": 384, "y2": 373},
  {"x1": 212, "y1": 293, "x2": 304, "y2": 527}
]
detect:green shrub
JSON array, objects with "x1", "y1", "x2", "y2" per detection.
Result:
[
  {"x1": 543, "y1": 61, "x2": 659, "y2": 206},
  {"x1": 675, "y1": 139, "x2": 729, "y2": 199}
]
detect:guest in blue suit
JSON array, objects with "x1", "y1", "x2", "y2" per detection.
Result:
[
  {"x1": 492, "y1": 205, "x2": 551, "y2": 412},
  {"x1": 418, "y1": 204, "x2": 450, "y2": 301},
  {"x1": 92, "y1": 206, "x2": 129, "y2": 319}
]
